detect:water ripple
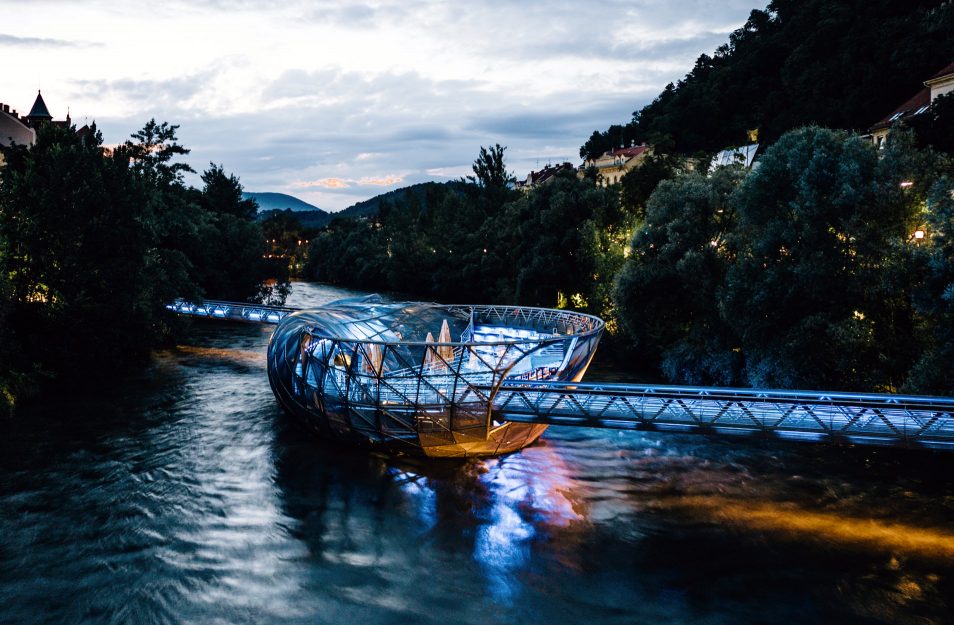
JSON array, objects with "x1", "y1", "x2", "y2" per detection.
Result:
[{"x1": 2, "y1": 283, "x2": 954, "y2": 624}]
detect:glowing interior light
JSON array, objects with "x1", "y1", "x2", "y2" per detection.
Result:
[
  {"x1": 900, "y1": 181, "x2": 914, "y2": 188},
  {"x1": 914, "y1": 229, "x2": 925, "y2": 240}
]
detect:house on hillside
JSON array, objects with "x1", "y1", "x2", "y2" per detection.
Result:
[
  {"x1": 868, "y1": 62, "x2": 954, "y2": 148},
  {"x1": 583, "y1": 143, "x2": 651, "y2": 187},
  {"x1": 1, "y1": 91, "x2": 87, "y2": 166},
  {"x1": 516, "y1": 162, "x2": 575, "y2": 191}
]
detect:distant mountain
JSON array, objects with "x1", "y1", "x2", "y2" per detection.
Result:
[
  {"x1": 335, "y1": 181, "x2": 462, "y2": 219},
  {"x1": 253, "y1": 182, "x2": 464, "y2": 231},
  {"x1": 244, "y1": 191, "x2": 324, "y2": 213}
]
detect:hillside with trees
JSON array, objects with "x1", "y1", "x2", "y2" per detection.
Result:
[
  {"x1": 306, "y1": 145, "x2": 628, "y2": 318},
  {"x1": 307, "y1": 131, "x2": 954, "y2": 395},
  {"x1": 581, "y1": 0, "x2": 954, "y2": 159}
]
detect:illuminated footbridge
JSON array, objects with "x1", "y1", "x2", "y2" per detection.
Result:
[
  {"x1": 173, "y1": 298, "x2": 954, "y2": 455},
  {"x1": 485, "y1": 380, "x2": 954, "y2": 451}
]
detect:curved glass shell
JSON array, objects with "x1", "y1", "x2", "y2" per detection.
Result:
[{"x1": 267, "y1": 295, "x2": 604, "y2": 458}]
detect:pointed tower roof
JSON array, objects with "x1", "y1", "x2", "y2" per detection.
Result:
[{"x1": 27, "y1": 90, "x2": 52, "y2": 120}]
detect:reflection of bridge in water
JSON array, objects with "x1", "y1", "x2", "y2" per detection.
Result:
[{"x1": 171, "y1": 299, "x2": 954, "y2": 452}]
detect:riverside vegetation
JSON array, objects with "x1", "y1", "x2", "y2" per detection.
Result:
[
  {"x1": 306, "y1": 130, "x2": 954, "y2": 395},
  {"x1": 0, "y1": 121, "x2": 286, "y2": 416},
  {"x1": 306, "y1": 0, "x2": 954, "y2": 395}
]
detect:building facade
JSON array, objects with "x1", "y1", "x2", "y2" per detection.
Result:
[
  {"x1": 0, "y1": 91, "x2": 74, "y2": 166},
  {"x1": 582, "y1": 144, "x2": 651, "y2": 187},
  {"x1": 516, "y1": 162, "x2": 575, "y2": 191}
]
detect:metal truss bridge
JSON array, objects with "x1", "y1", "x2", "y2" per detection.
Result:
[
  {"x1": 483, "y1": 380, "x2": 954, "y2": 451},
  {"x1": 173, "y1": 299, "x2": 954, "y2": 451},
  {"x1": 167, "y1": 299, "x2": 296, "y2": 324}
]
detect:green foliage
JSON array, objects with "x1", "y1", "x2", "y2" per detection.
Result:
[
  {"x1": 583, "y1": 0, "x2": 954, "y2": 156},
  {"x1": 502, "y1": 171, "x2": 622, "y2": 314},
  {"x1": 0, "y1": 123, "x2": 169, "y2": 381},
  {"x1": 619, "y1": 153, "x2": 683, "y2": 219},
  {"x1": 201, "y1": 163, "x2": 258, "y2": 220},
  {"x1": 615, "y1": 167, "x2": 744, "y2": 385},
  {"x1": 907, "y1": 92, "x2": 954, "y2": 155},
  {"x1": 0, "y1": 120, "x2": 284, "y2": 413},
  {"x1": 306, "y1": 149, "x2": 626, "y2": 319},
  {"x1": 906, "y1": 176, "x2": 954, "y2": 393},
  {"x1": 613, "y1": 126, "x2": 954, "y2": 392},
  {"x1": 126, "y1": 118, "x2": 194, "y2": 187},
  {"x1": 723, "y1": 127, "x2": 922, "y2": 390},
  {"x1": 468, "y1": 144, "x2": 515, "y2": 189}
]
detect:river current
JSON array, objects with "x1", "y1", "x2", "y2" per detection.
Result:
[{"x1": 2, "y1": 282, "x2": 953, "y2": 624}]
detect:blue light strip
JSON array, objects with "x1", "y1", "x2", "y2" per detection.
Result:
[
  {"x1": 486, "y1": 380, "x2": 954, "y2": 449},
  {"x1": 167, "y1": 299, "x2": 298, "y2": 324}
]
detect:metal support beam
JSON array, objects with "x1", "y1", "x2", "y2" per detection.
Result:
[
  {"x1": 481, "y1": 380, "x2": 954, "y2": 450},
  {"x1": 166, "y1": 299, "x2": 296, "y2": 324}
]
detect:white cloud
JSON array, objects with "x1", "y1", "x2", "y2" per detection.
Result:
[
  {"x1": 295, "y1": 178, "x2": 350, "y2": 189},
  {"x1": 0, "y1": 0, "x2": 757, "y2": 210}
]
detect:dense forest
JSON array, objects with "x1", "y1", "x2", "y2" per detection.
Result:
[
  {"x1": 581, "y1": 0, "x2": 954, "y2": 158},
  {"x1": 0, "y1": 121, "x2": 285, "y2": 416},
  {"x1": 307, "y1": 126, "x2": 954, "y2": 394},
  {"x1": 306, "y1": 145, "x2": 631, "y2": 322}
]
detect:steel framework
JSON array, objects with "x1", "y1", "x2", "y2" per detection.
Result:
[
  {"x1": 172, "y1": 298, "x2": 954, "y2": 453},
  {"x1": 485, "y1": 380, "x2": 954, "y2": 450},
  {"x1": 166, "y1": 299, "x2": 295, "y2": 324}
]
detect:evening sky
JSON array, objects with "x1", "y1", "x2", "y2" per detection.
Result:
[{"x1": 2, "y1": 0, "x2": 755, "y2": 211}]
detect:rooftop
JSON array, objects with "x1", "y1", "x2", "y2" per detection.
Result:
[{"x1": 27, "y1": 91, "x2": 52, "y2": 120}]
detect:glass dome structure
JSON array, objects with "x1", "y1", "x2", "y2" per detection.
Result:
[{"x1": 267, "y1": 295, "x2": 604, "y2": 458}]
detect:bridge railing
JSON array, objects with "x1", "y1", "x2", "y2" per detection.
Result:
[
  {"x1": 482, "y1": 380, "x2": 954, "y2": 450},
  {"x1": 166, "y1": 299, "x2": 297, "y2": 324}
]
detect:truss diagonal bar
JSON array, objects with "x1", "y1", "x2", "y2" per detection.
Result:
[
  {"x1": 479, "y1": 381, "x2": 954, "y2": 450},
  {"x1": 168, "y1": 298, "x2": 297, "y2": 324}
]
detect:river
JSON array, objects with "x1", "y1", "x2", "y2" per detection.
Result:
[{"x1": 2, "y1": 282, "x2": 953, "y2": 624}]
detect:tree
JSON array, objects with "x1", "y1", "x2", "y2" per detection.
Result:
[
  {"x1": 581, "y1": 1, "x2": 954, "y2": 155},
  {"x1": 722, "y1": 127, "x2": 925, "y2": 391},
  {"x1": 125, "y1": 118, "x2": 194, "y2": 187},
  {"x1": 0, "y1": 119, "x2": 287, "y2": 414},
  {"x1": 619, "y1": 153, "x2": 682, "y2": 219},
  {"x1": 468, "y1": 144, "x2": 515, "y2": 189},
  {"x1": 614, "y1": 167, "x2": 743, "y2": 385},
  {"x1": 201, "y1": 163, "x2": 258, "y2": 219},
  {"x1": 0, "y1": 123, "x2": 167, "y2": 380},
  {"x1": 906, "y1": 175, "x2": 954, "y2": 394},
  {"x1": 190, "y1": 164, "x2": 286, "y2": 302},
  {"x1": 907, "y1": 92, "x2": 954, "y2": 156}
]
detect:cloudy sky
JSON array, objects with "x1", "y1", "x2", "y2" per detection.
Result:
[{"x1": 2, "y1": 0, "x2": 757, "y2": 211}]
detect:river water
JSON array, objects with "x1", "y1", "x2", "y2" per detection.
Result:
[{"x1": 2, "y1": 282, "x2": 953, "y2": 625}]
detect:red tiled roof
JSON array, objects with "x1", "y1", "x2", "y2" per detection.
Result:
[
  {"x1": 927, "y1": 61, "x2": 954, "y2": 82},
  {"x1": 870, "y1": 87, "x2": 931, "y2": 131},
  {"x1": 609, "y1": 145, "x2": 649, "y2": 158}
]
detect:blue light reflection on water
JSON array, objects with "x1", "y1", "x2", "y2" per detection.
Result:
[{"x1": 1, "y1": 282, "x2": 954, "y2": 624}]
